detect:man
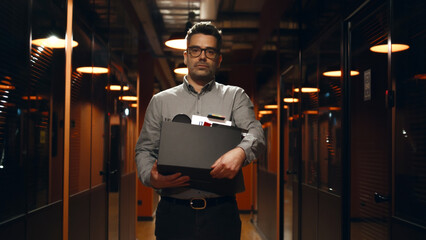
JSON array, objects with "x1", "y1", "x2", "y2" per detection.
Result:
[{"x1": 135, "y1": 22, "x2": 265, "y2": 240}]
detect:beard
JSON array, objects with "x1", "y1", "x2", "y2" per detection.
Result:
[{"x1": 188, "y1": 66, "x2": 216, "y2": 82}]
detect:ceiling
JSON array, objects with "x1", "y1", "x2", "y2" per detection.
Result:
[
  {"x1": 123, "y1": 0, "x2": 300, "y2": 104},
  {"x1": 89, "y1": 0, "x2": 344, "y2": 106}
]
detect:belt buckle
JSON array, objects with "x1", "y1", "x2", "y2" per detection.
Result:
[{"x1": 190, "y1": 198, "x2": 206, "y2": 210}]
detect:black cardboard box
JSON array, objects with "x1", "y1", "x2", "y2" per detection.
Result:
[{"x1": 157, "y1": 121, "x2": 245, "y2": 195}]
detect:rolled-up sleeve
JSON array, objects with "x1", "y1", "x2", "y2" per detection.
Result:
[
  {"x1": 232, "y1": 89, "x2": 266, "y2": 165},
  {"x1": 135, "y1": 95, "x2": 162, "y2": 187}
]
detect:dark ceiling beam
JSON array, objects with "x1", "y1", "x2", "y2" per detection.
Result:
[
  {"x1": 251, "y1": 0, "x2": 295, "y2": 62},
  {"x1": 128, "y1": 0, "x2": 175, "y2": 89}
]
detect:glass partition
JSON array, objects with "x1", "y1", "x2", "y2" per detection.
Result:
[
  {"x1": 28, "y1": 0, "x2": 67, "y2": 212},
  {"x1": 393, "y1": 0, "x2": 426, "y2": 227},
  {"x1": 0, "y1": 0, "x2": 31, "y2": 223},
  {"x1": 318, "y1": 27, "x2": 343, "y2": 195}
]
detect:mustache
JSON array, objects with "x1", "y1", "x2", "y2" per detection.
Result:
[{"x1": 195, "y1": 62, "x2": 209, "y2": 67}]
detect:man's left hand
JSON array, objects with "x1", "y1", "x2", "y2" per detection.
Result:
[{"x1": 210, "y1": 147, "x2": 246, "y2": 179}]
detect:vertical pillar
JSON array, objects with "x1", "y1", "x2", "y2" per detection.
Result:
[
  {"x1": 136, "y1": 37, "x2": 155, "y2": 219},
  {"x1": 63, "y1": 1, "x2": 73, "y2": 239},
  {"x1": 228, "y1": 49, "x2": 256, "y2": 211}
]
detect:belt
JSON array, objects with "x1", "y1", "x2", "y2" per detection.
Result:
[{"x1": 161, "y1": 196, "x2": 235, "y2": 210}]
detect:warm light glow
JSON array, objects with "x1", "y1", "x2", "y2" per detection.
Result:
[
  {"x1": 130, "y1": 103, "x2": 138, "y2": 108},
  {"x1": 0, "y1": 85, "x2": 15, "y2": 90},
  {"x1": 294, "y1": 87, "x2": 320, "y2": 93},
  {"x1": 76, "y1": 67, "x2": 109, "y2": 74},
  {"x1": 174, "y1": 67, "x2": 188, "y2": 75},
  {"x1": 323, "y1": 70, "x2": 360, "y2": 77},
  {"x1": 259, "y1": 110, "x2": 273, "y2": 115},
  {"x1": 414, "y1": 74, "x2": 426, "y2": 80},
  {"x1": 32, "y1": 36, "x2": 79, "y2": 48},
  {"x1": 283, "y1": 98, "x2": 299, "y2": 103},
  {"x1": 165, "y1": 39, "x2": 186, "y2": 50},
  {"x1": 22, "y1": 96, "x2": 43, "y2": 100},
  {"x1": 304, "y1": 110, "x2": 319, "y2": 115},
  {"x1": 328, "y1": 107, "x2": 342, "y2": 111},
  {"x1": 370, "y1": 43, "x2": 410, "y2": 53},
  {"x1": 283, "y1": 105, "x2": 289, "y2": 109},
  {"x1": 106, "y1": 85, "x2": 129, "y2": 91},
  {"x1": 264, "y1": 105, "x2": 278, "y2": 109},
  {"x1": 119, "y1": 96, "x2": 138, "y2": 101}
]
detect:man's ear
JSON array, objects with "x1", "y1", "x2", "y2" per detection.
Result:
[
  {"x1": 217, "y1": 54, "x2": 222, "y2": 68},
  {"x1": 183, "y1": 51, "x2": 187, "y2": 65}
]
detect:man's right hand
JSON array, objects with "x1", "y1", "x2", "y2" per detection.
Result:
[{"x1": 150, "y1": 161, "x2": 190, "y2": 189}]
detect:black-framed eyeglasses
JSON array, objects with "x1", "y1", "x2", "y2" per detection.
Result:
[{"x1": 187, "y1": 46, "x2": 219, "y2": 59}]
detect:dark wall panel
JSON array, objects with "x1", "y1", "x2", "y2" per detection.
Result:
[
  {"x1": 120, "y1": 172, "x2": 136, "y2": 240},
  {"x1": 318, "y1": 191, "x2": 341, "y2": 240},
  {"x1": 27, "y1": 202, "x2": 62, "y2": 240},
  {"x1": 301, "y1": 184, "x2": 317, "y2": 240},
  {"x1": 90, "y1": 184, "x2": 107, "y2": 240},
  {"x1": 392, "y1": 218, "x2": 426, "y2": 240},
  {"x1": 257, "y1": 169, "x2": 277, "y2": 240},
  {"x1": 69, "y1": 190, "x2": 90, "y2": 240},
  {"x1": 0, "y1": 216, "x2": 26, "y2": 240}
]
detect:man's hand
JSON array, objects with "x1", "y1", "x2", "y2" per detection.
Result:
[
  {"x1": 210, "y1": 147, "x2": 246, "y2": 179},
  {"x1": 150, "y1": 161, "x2": 190, "y2": 189}
]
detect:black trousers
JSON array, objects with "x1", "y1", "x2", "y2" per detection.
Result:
[{"x1": 155, "y1": 197, "x2": 242, "y2": 240}]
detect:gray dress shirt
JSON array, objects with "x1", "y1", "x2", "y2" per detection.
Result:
[{"x1": 135, "y1": 77, "x2": 265, "y2": 199}]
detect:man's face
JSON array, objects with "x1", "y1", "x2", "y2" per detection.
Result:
[{"x1": 184, "y1": 33, "x2": 222, "y2": 82}]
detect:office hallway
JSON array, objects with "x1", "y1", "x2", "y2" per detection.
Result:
[{"x1": 136, "y1": 213, "x2": 264, "y2": 240}]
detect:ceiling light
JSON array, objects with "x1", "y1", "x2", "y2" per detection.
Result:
[
  {"x1": 370, "y1": 43, "x2": 410, "y2": 53},
  {"x1": 294, "y1": 87, "x2": 319, "y2": 93},
  {"x1": 130, "y1": 103, "x2": 138, "y2": 108},
  {"x1": 106, "y1": 85, "x2": 129, "y2": 91},
  {"x1": 119, "y1": 96, "x2": 138, "y2": 101},
  {"x1": 323, "y1": 70, "x2": 360, "y2": 77},
  {"x1": 76, "y1": 67, "x2": 109, "y2": 74},
  {"x1": 165, "y1": 37, "x2": 187, "y2": 50},
  {"x1": 164, "y1": 11, "x2": 194, "y2": 50},
  {"x1": 283, "y1": 98, "x2": 299, "y2": 103},
  {"x1": 174, "y1": 64, "x2": 188, "y2": 75},
  {"x1": 32, "y1": 36, "x2": 78, "y2": 48},
  {"x1": 259, "y1": 110, "x2": 273, "y2": 115},
  {"x1": 264, "y1": 105, "x2": 278, "y2": 109}
]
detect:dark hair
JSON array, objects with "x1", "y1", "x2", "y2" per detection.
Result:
[{"x1": 185, "y1": 22, "x2": 222, "y2": 50}]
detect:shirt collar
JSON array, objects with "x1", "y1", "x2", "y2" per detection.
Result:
[{"x1": 183, "y1": 76, "x2": 215, "y2": 94}]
